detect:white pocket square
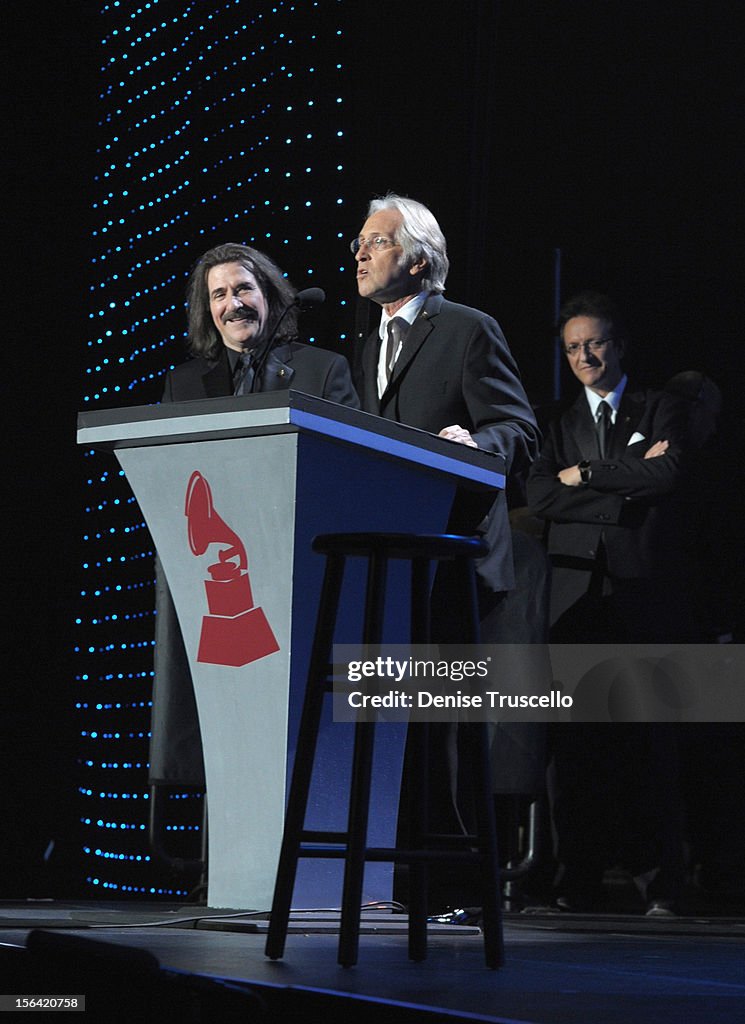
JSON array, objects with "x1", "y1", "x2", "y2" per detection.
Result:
[{"x1": 628, "y1": 432, "x2": 646, "y2": 445}]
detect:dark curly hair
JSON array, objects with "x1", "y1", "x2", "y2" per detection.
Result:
[{"x1": 186, "y1": 243, "x2": 299, "y2": 359}]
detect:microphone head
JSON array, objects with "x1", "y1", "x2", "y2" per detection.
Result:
[{"x1": 294, "y1": 286, "x2": 326, "y2": 310}]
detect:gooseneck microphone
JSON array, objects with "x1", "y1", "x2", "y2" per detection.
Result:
[{"x1": 249, "y1": 287, "x2": 326, "y2": 392}]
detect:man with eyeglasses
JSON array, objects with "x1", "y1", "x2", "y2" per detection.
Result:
[
  {"x1": 526, "y1": 290, "x2": 688, "y2": 916},
  {"x1": 353, "y1": 193, "x2": 540, "y2": 603},
  {"x1": 527, "y1": 290, "x2": 685, "y2": 630},
  {"x1": 352, "y1": 193, "x2": 545, "y2": 912}
]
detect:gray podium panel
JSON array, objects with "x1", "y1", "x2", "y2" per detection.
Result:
[{"x1": 78, "y1": 393, "x2": 505, "y2": 910}]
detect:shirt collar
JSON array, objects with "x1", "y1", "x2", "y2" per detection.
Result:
[
  {"x1": 585, "y1": 374, "x2": 627, "y2": 420},
  {"x1": 226, "y1": 347, "x2": 242, "y2": 372},
  {"x1": 378, "y1": 291, "x2": 429, "y2": 341}
]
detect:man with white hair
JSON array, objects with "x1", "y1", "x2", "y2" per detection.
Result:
[
  {"x1": 353, "y1": 193, "x2": 540, "y2": 602},
  {"x1": 353, "y1": 195, "x2": 544, "y2": 910}
]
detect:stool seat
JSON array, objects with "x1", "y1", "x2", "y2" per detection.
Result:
[{"x1": 265, "y1": 531, "x2": 503, "y2": 969}]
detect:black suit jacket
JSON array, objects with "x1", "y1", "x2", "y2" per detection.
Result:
[
  {"x1": 162, "y1": 340, "x2": 359, "y2": 407},
  {"x1": 358, "y1": 293, "x2": 540, "y2": 592},
  {"x1": 526, "y1": 385, "x2": 686, "y2": 621}
]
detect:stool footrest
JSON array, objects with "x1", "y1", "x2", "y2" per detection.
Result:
[
  {"x1": 297, "y1": 830, "x2": 482, "y2": 849},
  {"x1": 296, "y1": 846, "x2": 353, "y2": 859},
  {"x1": 299, "y1": 830, "x2": 352, "y2": 845},
  {"x1": 363, "y1": 847, "x2": 498, "y2": 864},
  {"x1": 294, "y1": 843, "x2": 497, "y2": 864}
]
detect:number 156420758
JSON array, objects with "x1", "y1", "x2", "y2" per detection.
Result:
[{"x1": 1, "y1": 996, "x2": 85, "y2": 1011}]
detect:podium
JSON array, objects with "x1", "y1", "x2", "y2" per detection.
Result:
[{"x1": 77, "y1": 392, "x2": 506, "y2": 910}]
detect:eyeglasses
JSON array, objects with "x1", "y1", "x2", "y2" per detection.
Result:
[
  {"x1": 349, "y1": 235, "x2": 397, "y2": 255},
  {"x1": 564, "y1": 338, "x2": 613, "y2": 357}
]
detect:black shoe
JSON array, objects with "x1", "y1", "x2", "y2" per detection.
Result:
[
  {"x1": 428, "y1": 906, "x2": 482, "y2": 926},
  {"x1": 554, "y1": 891, "x2": 599, "y2": 913},
  {"x1": 553, "y1": 864, "x2": 604, "y2": 913}
]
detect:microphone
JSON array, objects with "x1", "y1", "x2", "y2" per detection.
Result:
[
  {"x1": 294, "y1": 286, "x2": 325, "y2": 310},
  {"x1": 249, "y1": 286, "x2": 326, "y2": 391}
]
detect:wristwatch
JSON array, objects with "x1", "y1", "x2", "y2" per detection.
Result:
[{"x1": 578, "y1": 460, "x2": 592, "y2": 484}]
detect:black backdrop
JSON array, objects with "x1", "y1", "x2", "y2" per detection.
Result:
[{"x1": 2, "y1": 0, "x2": 742, "y2": 895}]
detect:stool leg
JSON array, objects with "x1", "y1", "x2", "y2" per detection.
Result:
[
  {"x1": 338, "y1": 550, "x2": 388, "y2": 967},
  {"x1": 406, "y1": 556, "x2": 432, "y2": 960},
  {"x1": 410, "y1": 556, "x2": 431, "y2": 643},
  {"x1": 406, "y1": 722, "x2": 430, "y2": 962},
  {"x1": 467, "y1": 721, "x2": 505, "y2": 969},
  {"x1": 461, "y1": 557, "x2": 504, "y2": 968},
  {"x1": 338, "y1": 720, "x2": 376, "y2": 967},
  {"x1": 265, "y1": 552, "x2": 346, "y2": 961}
]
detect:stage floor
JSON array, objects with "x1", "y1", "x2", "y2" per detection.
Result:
[{"x1": 1, "y1": 900, "x2": 745, "y2": 1023}]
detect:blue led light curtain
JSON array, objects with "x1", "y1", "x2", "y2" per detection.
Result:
[{"x1": 76, "y1": 0, "x2": 354, "y2": 899}]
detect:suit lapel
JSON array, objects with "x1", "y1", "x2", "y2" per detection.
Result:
[
  {"x1": 387, "y1": 300, "x2": 437, "y2": 386},
  {"x1": 201, "y1": 344, "x2": 299, "y2": 398},
  {"x1": 361, "y1": 293, "x2": 441, "y2": 415},
  {"x1": 378, "y1": 293, "x2": 441, "y2": 413},
  {"x1": 261, "y1": 343, "x2": 296, "y2": 391},
  {"x1": 361, "y1": 329, "x2": 382, "y2": 411},
  {"x1": 566, "y1": 393, "x2": 599, "y2": 460},
  {"x1": 610, "y1": 388, "x2": 646, "y2": 456},
  {"x1": 202, "y1": 349, "x2": 233, "y2": 398},
  {"x1": 565, "y1": 386, "x2": 647, "y2": 460}
]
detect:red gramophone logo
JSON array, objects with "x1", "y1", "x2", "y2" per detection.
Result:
[{"x1": 185, "y1": 470, "x2": 279, "y2": 667}]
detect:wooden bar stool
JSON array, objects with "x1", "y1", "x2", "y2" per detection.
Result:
[{"x1": 264, "y1": 532, "x2": 504, "y2": 969}]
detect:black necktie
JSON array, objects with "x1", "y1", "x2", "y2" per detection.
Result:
[
  {"x1": 234, "y1": 350, "x2": 256, "y2": 396},
  {"x1": 384, "y1": 317, "x2": 405, "y2": 384},
  {"x1": 596, "y1": 400, "x2": 612, "y2": 458}
]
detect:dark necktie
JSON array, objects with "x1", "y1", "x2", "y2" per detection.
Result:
[
  {"x1": 596, "y1": 400, "x2": 613, "y2": 458},
  {"x1": 234, "y1": 350, "x2": 256, "y2": 396},
  {"x1": 384, "y1": 317, "x2": 405, "y2": 384}
]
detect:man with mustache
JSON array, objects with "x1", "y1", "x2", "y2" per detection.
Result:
[
  {"x1": 152, "y1": 243, "x2": 359, "y2": 799},
  {"x1": 163, "y1": 242, "x2": 359, "y2": 404}
]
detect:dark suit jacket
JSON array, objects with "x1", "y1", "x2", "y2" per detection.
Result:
[
  {"x1": 526, "y1": 385, "x2": 686, "y2": 621},
  {"x1": 357, "y1": 293, "x2": 540, "y2": 592},
  {"x1": 162, "y1": 340, "x2": 359, "y2": 407}
]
